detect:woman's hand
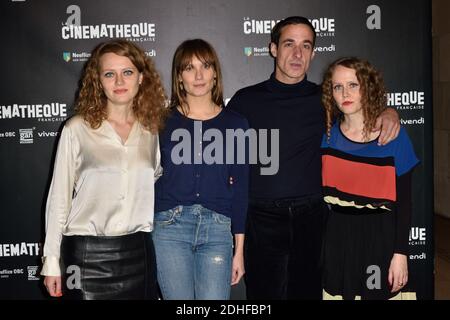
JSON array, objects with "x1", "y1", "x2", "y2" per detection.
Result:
[
  {"x1": 44, "y1": 276, "x2": 63, "y2": 297},
  {"x1": 231, "y1": 233, "x2": 245, "y2": 285},
  {"x1": 388, "y1": 253, "x2": 408, "y2": 293},
  {"x1": 231, "y1": 252, "x2": 245, "y2": 285}
]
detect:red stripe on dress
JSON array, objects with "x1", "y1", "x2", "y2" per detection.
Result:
[{"x1": 322, "y1": 154, "x2": 396, "y2": 201}]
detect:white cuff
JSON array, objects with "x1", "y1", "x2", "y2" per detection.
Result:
[{"x1": 40, "y1": 256, "x2": 61, "y2": 276}]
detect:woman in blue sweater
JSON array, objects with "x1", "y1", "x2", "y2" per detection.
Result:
[{"x1": 153, "y1": 39, "x2": 249, "y2": 300}]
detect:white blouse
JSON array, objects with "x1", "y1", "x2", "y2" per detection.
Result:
[{"x1": 41, "y1": 115, "x2": 161, "y2": 276}]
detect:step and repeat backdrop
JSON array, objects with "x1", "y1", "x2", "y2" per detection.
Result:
[{"x1": 0, "y1": 0, "x2": 432, "y2": 299}]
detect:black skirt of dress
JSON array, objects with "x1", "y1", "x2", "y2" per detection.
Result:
[
  {"x1": 322, "y1": 205, "x2": 400, "y2": 300},
  {"x1": 60, "y1": 232, "x2": 156, "y2": 300}
]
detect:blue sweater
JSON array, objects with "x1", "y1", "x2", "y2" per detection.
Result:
[{"x1": 155, "y1": 107, "x2": 249, "y2": 234}]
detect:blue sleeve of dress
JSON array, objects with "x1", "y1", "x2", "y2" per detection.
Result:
[
  {"x1": 321, "y1": 133, "x2": 329, "y2": 148},
  {"x1": 394, "y1": 127, "x2": 420, "y2": 176},
  {"x1": 229, "y1": 117, "x2": 250, "y2": 234}
]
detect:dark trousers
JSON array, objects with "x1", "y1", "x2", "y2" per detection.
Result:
[{"x1": 244, "y1": 195, "x2": 327, "y2": 300}]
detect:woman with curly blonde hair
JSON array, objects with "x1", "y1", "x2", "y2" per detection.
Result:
[
  {"x1": 320, "y1": 57, "x2": 419, "y2": 300},
  {"x1": 76, "y1": 39, "x2": 167, "y2": 132},
  {"x1": 41, "y1": 39, "x2": 167, "y2": 300}
]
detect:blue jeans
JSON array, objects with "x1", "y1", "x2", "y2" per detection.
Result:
[{"x1": 152, "y1": 204, "x2": 233, "y2": 300}]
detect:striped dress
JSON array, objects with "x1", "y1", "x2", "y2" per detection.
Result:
[{"x1": 321, "y1": 123, "x2": 419, "y2": 300}]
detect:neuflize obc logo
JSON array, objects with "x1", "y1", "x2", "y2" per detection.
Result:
[
  {"x1": 63, "y1": 52, "x2": 91, "y2": 63},
  {"x1": 243, "y1": 46, "x2": 269, "y2": 57},
  {"x1": 63, "y1": 52, "x2": 71, "y2": 62}
]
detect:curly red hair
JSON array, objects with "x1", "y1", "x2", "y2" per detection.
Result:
[
  {"x1": 75, "y1": 39, "x2": 168, "y2": 133},
  {"x1": 321, "y1": 57, "x2": 387, "y2": 141}
]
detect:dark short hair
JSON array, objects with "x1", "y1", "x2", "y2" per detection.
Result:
[{"x1": 271, "y1": 16, "x2": 316, "y2": 47}]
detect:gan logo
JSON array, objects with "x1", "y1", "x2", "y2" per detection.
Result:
[
  {"x1": 19, "y1": 128, "x2": 34, "y2": 144},
  {"x1": 244, "y1": 47, "x2": 253, "y2": 56},
  {"x1": 27, "y1": 266, "x2": 40, "y2": 281},
  {"x1": 63, "y1": 52, "x2": 71, "y2": 62},
  {"x1": 409, "y1": 227, "x2": 426, "y2": 246}
]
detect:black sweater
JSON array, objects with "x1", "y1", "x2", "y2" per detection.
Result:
[{"x1": 227, "y1": 73, "x2": 325, "y2": 200}]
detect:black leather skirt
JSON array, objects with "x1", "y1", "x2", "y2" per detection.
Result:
[{"x1": 60, "y1": 232, "x2": 157, "y2": 300}]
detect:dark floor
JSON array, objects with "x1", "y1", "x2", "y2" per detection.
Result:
[{"x1": 435, "y1": 214, "x2": 450, "y2": 300}]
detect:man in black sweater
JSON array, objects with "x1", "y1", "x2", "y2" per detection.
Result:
[{"x1": 227, "y1": 16, "x2": 400, "y2": 300}]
